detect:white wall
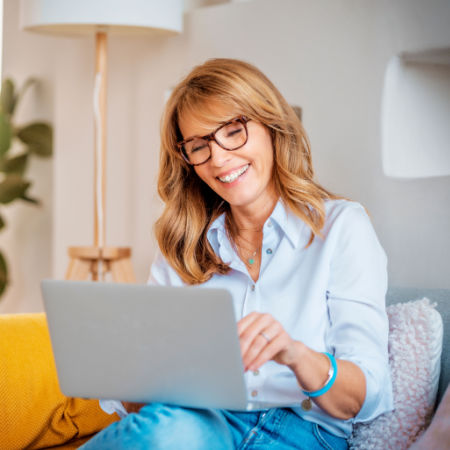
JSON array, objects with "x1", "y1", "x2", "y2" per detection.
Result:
[{"x1": 1, "y1": 0, "x2": 449, "y2": 313}]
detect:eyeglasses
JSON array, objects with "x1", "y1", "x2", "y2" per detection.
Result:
[{"x1": 177, "y1": 116, "x2": 250, "y2": 166}]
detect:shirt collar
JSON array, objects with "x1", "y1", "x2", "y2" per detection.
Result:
[
  {"x1": 268, "y1": 200, "x2": 310, "y2": 249},
  {"x1": 207, "y1": 213, "x2": 226, "y2": 241},
  {"x1": 207, "y1": 199, "x2": 311, "y2": 251},
  {"x1": 207, "y1": 213, "x2": 228, "y2": 258}
]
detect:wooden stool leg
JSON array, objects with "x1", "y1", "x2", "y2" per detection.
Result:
[
  {"x1": 65, "y1": 258, "x2": 92, "y2": 280},
  {"x1": 110, "y1": 260, "x2": 126, "y2": 283},
  {"x1": 65, "y1": 258, "x2": 77, "y2": 279},
  {"x1": 122, "y1": 258, "x2": 136, "y2": 283},
  {"x1": 110, "y1": 258, "x2": 136, "y2": 283}
]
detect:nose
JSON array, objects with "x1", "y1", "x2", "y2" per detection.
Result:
[{"x1": 209, "y1": 141, "x2": 231, "y2": 167}]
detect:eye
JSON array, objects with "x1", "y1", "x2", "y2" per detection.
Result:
[
  {"x1": 186, "y1": 138, "x2": 208, "y2": 153},
  {"x1": 227, "y1": 128, "x2": 243, "y2": 137},
  {"x1": 224, "y1": 123, "x2": 244, "y2": 138},
  {"x1": 191, "y1": 143, "x2": 208, "y2": 153}
]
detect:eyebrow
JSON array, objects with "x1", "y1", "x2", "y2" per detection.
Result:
[
  {"x1": 181, "y1": 116, "x2": 243, "y2": 142},
  {"x1": 183, "y1": 129, "x2": 214, "y2": 142}
]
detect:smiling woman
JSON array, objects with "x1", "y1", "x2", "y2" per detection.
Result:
[
  {"x1": 156, "y1": 59, "x2": 336, "y2": 286},
  {"x1": 81, "y1": 59, "x2": 393, "y2": 450}
]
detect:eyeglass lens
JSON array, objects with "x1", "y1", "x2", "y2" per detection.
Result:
[{"x1": 183, "y1": 119, "x2": 247, "y2": 165}]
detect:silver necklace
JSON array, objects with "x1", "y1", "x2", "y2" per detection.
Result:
[
  {"x1": 246, "y1": 248, "x2": 259, "y2": 265},
  {"x1": 236, "y1": 236, "x2": 260, "y2": 266}
]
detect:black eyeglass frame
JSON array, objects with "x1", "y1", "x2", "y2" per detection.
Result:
[{"x1": 176, "y1": 115, "x2": 250, "y2": 166}]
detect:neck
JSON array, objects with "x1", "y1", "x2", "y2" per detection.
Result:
[{"x1": 229, "y1": 195, "x2": 278, "y2": 235}]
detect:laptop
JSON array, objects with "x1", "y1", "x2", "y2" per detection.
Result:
[{"x1": 41, "y1": 279, "x2": 250, "y2": 411}]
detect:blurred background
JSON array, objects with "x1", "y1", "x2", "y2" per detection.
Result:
[{"x1": 0, "y1": 0, "x2": 449, "y2": 313}]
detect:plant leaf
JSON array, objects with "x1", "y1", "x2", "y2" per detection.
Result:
[
  {"x1": 0, "y1": 153, "x2": 28, "y2": 175},
  {"x1": 17, "y1": 122, "x2": 53, "y2": 157},
  {"x1": 0, "y1": 79, "x2": 15, "y2": 116},
  {"x1": 0, "y1": 176, "x2": 31, "y2": 204},
  {"x1": 0, "y1": 250, "x2": 8, "y2": 298},
  {"x1": 0, "y1": 111, "x2": 12, "y2": 157},
  {"x1": 14, "y1": 78, "x2": 36, "y2": 116},
  {"x1": 20, "y1": 194, "x2": 40, "y2": 205}
]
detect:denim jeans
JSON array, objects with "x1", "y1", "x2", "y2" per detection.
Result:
[{"x1": 80, "y1": 403, "x2": 348, "y2": 450}]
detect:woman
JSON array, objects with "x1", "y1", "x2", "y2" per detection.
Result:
[{"x1": 83, "y1": 59, "x2": 393, "y2": 449}]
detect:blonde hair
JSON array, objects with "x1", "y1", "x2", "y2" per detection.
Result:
[{"x1": 156, "y1": 58, "x2": 339, "y2": 284}]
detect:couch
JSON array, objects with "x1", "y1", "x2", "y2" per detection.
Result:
[
  {"x1": 0, "y1": 312, "x2": 119, "y2": 449},
  {"x1": 0, "y1": 286, "x2": 448, "y2": 449}
]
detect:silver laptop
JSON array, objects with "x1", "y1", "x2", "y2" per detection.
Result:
[{"x1": 41, "y1": 280, "x2": 250, "y2": 411}]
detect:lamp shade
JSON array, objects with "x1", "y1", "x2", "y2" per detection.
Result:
[{"x1": 20, "y1": 0, "x2": 183, "y2": 35}]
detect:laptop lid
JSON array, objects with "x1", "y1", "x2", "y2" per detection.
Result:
[{"x1": 41, "y1": 280, "x2": 248, "y2": 410}]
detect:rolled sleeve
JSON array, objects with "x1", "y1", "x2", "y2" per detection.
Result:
[{"x1": 325, "y1": 204, "x2": 393, "y2": 422}]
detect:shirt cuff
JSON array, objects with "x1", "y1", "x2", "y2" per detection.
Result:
[
  {"x1": 99, "y1": 399, "x2": 129, "y2": 418},
  {"x1": 354, "y1": 364, "x2": 393, "y2": 422}
]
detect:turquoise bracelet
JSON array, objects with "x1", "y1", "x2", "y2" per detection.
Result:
[{"x1": 301, "y1": 352, "x2": 337, "y2": 398}]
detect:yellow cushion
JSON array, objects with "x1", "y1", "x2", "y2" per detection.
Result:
[{"x1": 0, "y1": 313, "x2": 119, "y2": 449}]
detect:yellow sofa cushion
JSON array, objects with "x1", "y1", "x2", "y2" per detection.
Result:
[{"x1": 0, "y1": 313, "x2": 119, "y2": 449}]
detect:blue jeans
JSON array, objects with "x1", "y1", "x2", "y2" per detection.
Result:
[{"x1": 80, "y1": 404, "x2": 348, "y2": 449}]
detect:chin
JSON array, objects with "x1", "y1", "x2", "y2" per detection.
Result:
[{"x1": 224, "y1": 194, "x2": 257, "y2": 208}]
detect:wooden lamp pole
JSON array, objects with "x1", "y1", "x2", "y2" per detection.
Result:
[
  {"x1": 65, "y1": 32, "x2": 135, "y2": 283},
  {"x1": 95, "y1": 31, "x2": 107, "y2": 252},
  {"x1": 20, "y1": 0, "x2": 184, "y2": 284}
]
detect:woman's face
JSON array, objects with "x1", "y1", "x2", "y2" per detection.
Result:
[{"x1": 179, "y1": 111, "x2": 277, "y2": 213}]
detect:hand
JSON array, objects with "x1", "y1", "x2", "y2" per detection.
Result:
[
  {"x1": 122, "y1": 401, "x2": 146, "y2": 414},
  {"x1": 237, "y1": 312, "x2": 300, "y2": 372}
]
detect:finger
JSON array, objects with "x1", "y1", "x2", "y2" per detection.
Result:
[
  {"x1": 241, "y1": 321, "x2": 281, "y2": 368},
  {"x1": 240, "y1": 315, "x2": 279, "y2": 359},
  {"x1": 237, "y1": 311, "x2": 261, "y2": 335},
  {"x1": 240, "y1": 314, "x2": 275, "y2": 357},
  {"x1": 242, "y1": 333, "x2": 269, "y2": 369},
  {"x1": 247, "y1": 334, "x2": 290, "y2": 371}
]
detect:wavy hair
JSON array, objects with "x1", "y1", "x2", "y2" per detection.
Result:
[{"x1": 155, "y1": 58, "x2": 339, "y2": 284}]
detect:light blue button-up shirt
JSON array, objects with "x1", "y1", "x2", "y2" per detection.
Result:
[{"x1": 102, "y1": 199, "x2": 393, "y2": 437}]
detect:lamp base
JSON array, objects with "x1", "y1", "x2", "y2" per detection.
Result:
[{"x1": 65, "y1": 246, "x2": 136, "y2": 282}]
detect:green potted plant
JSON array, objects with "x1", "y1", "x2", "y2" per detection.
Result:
[{"x1": 0, "y1": 78, "x2": 53, "y2": 299}]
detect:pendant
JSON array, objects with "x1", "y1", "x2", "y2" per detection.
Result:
[
  {"x1": 301, "y1": 398, "x2": 312, "y2": 411},
  {"x1": 247, "y1": 250, "x2": 257, "y2": 265}
]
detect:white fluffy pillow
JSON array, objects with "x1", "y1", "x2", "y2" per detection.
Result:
[{"x1": 349, "y1": 298, "x2": 443, "y2": 450}]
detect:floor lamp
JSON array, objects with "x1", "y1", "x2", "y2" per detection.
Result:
[{"x1": 19, "y1": 0, "x2": 183, "y2": 282}]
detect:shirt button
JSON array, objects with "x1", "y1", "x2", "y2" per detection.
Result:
[
  {"x1": 267, "y1": 220, "x2": 272, "y2": 227},
  {"x1": 251, "y1": 390, "x2": 258, "y2": 397},
  {"x1": 253, "y1": 370, "x2": 260, "y2": 376},
  {"x1": 251, "y1": 284, "x2": 256, "y2": 291},
  {"x1": 266, "y1": 248, "x2": 272, "y2": 255}
]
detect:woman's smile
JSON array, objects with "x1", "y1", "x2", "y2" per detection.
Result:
[{"x1": 217, "y1": 163, "x2": 250, "y2": 184}]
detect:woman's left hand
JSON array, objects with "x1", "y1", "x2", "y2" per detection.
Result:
[{"x1": 237, "y1": 312, "x2": 301, "y2": 372}]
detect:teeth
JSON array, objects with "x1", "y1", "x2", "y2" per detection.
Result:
[{"x1": 218, "y1": 165, "x2": 249, "y2": 183}]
